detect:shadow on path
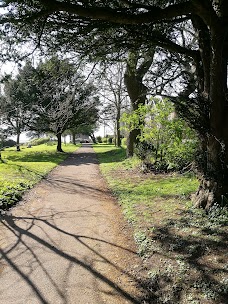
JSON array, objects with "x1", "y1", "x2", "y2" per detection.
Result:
[
  {"x1": 0, "y1": 144, "x2": 143, "y2": 304},
  {"x1": 0, "y1": 211, "x2": 141, "y2": 304}
]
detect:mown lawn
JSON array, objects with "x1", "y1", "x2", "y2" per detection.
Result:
[
  {"x1": 0, "y1": 143, "x2": 79, "y2": 209},
  {"x1": 94, "y1": 144, "x2": 228, "y2": 304}
]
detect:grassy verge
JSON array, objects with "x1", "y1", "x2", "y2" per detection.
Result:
[
  {"x1": 94, "y1": 143, "x2": 228, "y2": 304},
  {"x1": 0, "y1": 143, "x2": 79, "y2": 209}
]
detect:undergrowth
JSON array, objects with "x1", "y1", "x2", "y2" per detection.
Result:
[{"x1": 94, "y1": 143, "x2": 228, "y2": 304}]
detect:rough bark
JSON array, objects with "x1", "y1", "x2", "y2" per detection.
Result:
[{"x1": 191, "y1": 7, "x2": 228, "y2": 209}]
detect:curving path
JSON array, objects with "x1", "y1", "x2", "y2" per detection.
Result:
[{"x1": 0, "y1": 144, "x2": 141, "y2": 304}]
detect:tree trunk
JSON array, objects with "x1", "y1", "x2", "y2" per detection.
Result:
[
  {"x1": 116, "y1": 108, "x2": 121, "y2": 147},
  {"x1": 56, "y1": 133, "x2": 63, "y2": 152},
  {"x1": 72, "y1": 132, "x2": 76, "y2": 145},
  {"x1": 124, "y1": 71, "x2": 146, "y2": 156},
  {"x1": 16, "y1": 133, "x2": 20, "y2": 151},
  {"x1": 126, "y1": 128, "x2": 140, "y2": 158},
  {"x1": 90, "y1": 133, "x2": 96, "y2": 143},
  {"x1": 124, "y1": 50, "x2": 154, "y2": 157},
  {"x1": 192, "y1": 25, "x2": 228, "y2": 209}
]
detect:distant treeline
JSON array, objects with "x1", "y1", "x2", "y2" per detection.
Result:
[{"x1": 0, "y1": 139, "x2": 16, "y2": 149}]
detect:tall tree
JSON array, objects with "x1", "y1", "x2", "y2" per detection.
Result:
[
  {"x1": 0, "y1": 0, "x2": 228, "y2": 208},
  {"x1": 0, "y1": 61, "x2": 36, "y2": 151},
  {"x1": 97, "y1": 62, "x2": 129, "y2": 147},
  {"x1": 0, "y1": 127, "x2": 8, "y2": 161},
  {"x1": 29, "y1": 57, "x2": 100, "y2": 152}
]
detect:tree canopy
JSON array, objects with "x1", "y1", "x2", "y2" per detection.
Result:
[
  {"x1": 0, "y1": 56, "x2": 100, "y2": 151},
  {"x1": 0, "y1": 61, "x2": 37, "y2": 149},
  {"x1": 0, "y1": 0, "x2": 228, "y2": 208}
]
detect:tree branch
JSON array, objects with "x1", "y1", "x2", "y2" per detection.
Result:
[{"x1": 36, "y1": 0, "x2": 195, "y2": 25}]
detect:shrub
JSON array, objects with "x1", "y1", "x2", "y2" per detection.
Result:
[
  {"x1": 46, "y1": 140, "x2": 57, "y2": 146},
  {"x1": 121, "y1": 98, "x2": 198, "y2": 172},
  {"x1": 96, "y1": 136, "x2": 102, "y2": 143},
  {"x1": 29, "y1": 137, "x2": 51, "y2": 146},
  {"x1": 0, "y1": 139, "x2": 17, "y2": 148}
]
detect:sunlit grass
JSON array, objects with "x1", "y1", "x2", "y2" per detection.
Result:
[
  {"x1": 93, "y1": 143, "x2": 126, "y2": 167},
  {"x1": 93, "y1": 143, "x2": 198, "y2": 225},
  {"x1": 0, "y1": 143, "x2": 79, "y2": 209}
]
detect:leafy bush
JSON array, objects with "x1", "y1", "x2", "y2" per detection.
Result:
[
  {"x1": 121, "y1": 98, "x2": 198, "y2": 171},
  {"x1": 134, "y1": 141, "x2": 155, "y2": 161}
]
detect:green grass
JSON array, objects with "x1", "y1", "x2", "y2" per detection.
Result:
[
  {"x1": 93, "y1": 143, "x2": 228, "y2": 304},
  {"x1": 94, "y1": 143, "x2": 198, "y2": 225},
  {"x1": 93, "y1": 143, "x2": 127, "y2": 166},
  {"x1": 0, "y1": 143, "x2": 79, "y2": 209}
]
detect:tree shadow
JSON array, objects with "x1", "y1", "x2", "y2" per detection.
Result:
[
  {"x1": 0, "y1": 144, "x2": 147, "y2": 302},
  {"x1": 44, "y1": 176, "x2": 109, "y2": 197},
  {"x1": 139, "y1": 210, "x2": 228, "y2": 303},
  {"x1": 0, "y1": 209, "x2": 144, "y2": 303},
  {"x1": 58, "y1": 150, "x2": 99, "y2": 166},
  {"x1": 3, "y1": 151, "x2": 66, "y2": 164}
]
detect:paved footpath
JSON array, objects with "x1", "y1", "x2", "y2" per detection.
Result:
[{"x1": 0, "y1": 144, "x2": 141, "y2": 304}]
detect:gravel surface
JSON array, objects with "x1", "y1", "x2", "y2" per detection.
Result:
[{"x1": 0, "y1": 144, "x2": 141, "y2": 304}]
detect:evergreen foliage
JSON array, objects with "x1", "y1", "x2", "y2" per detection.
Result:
[{"x1": 0, "y1": 0, "x2": 228, "y2": 207}]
